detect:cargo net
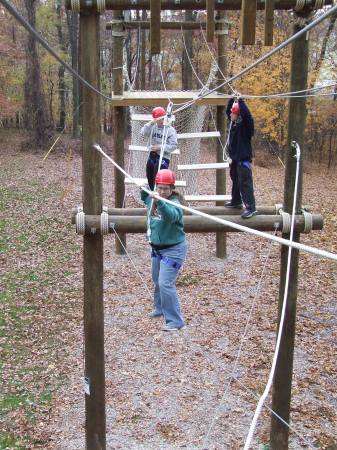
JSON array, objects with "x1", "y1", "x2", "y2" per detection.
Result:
[{"x1": 124, "y1": 61, "x2": 219, "y2": 202}]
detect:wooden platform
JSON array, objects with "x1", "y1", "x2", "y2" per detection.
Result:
[
  {"x1": 178, "y1": 162, "x2": 229, "y2": 170},
  {"x1": 111, "y1": 91, "x2": 228, "y2": 107},
  {"x1": 129, "y1": 145, "x2": 180, "y2": 155},
  {"x1": 125, "y1": 178, "x2": 187, "y2": 187},
  {"x1": 184, "y1": 195, "x2": 231, "y2": 202}
]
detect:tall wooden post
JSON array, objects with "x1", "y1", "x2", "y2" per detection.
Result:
[
  {"x1": 80, "y1": 12, "x2": 106, "y2": 449},
  {"x1": 216, "y1": 11, "x2": 227, "y2": 258},
  {"x1": 270, "y1": 12, "x2": 310, "y2": 450},
  {"x1": 113, "y1": 11, "x2": 126, "y2": 254},
  {"x1": 140, "y1": 10, "x2": 147, "y2": 90},
  {"x1": 182, "y1": 10, "x2": 194, "y2": 90}
]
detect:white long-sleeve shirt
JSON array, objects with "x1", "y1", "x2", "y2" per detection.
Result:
[{"x1": 141, "y1": 122, "x2": 178, "y2": 160}]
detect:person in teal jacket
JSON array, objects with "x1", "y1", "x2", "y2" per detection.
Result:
[{"x1": 141, "y1": 169, "x2": 187, "y2": 331}]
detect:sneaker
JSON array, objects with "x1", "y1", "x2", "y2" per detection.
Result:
[
  {"x1": 241, "y1": 209, "x2": 257, "y2": 219},
  {"x1": 162, "y1": 324, "x2": 180, "y2": 332},
  {"x1": 225, "y1": 201, "x2": 243, "y2": 209},
  {"x1": 149, "y1": 310, "x2": 163, "y2": 318}
]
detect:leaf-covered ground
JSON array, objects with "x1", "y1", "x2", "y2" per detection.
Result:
[{"x1": 0, "y1": 131, "x2": 336, "y2": 449}]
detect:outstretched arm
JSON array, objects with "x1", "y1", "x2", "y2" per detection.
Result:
[{"x1": 226, "y1": 97, "x2": 235, "y2": 120}]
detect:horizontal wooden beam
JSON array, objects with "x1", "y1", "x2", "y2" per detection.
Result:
[
  {"x1": 66, "y1": 0, "x2": 332, "y2": 12},
  {"x1": 124, "y1": 177, "x2": 187, "y2": 186},
  {"x1": 74, "y1": 214, "x2": 323, "y2": 234},
  {"x1": 177, "y1": 131, "x2": 221, "y2": 139},
  {"x1": 110, "y1": 91, "x2": 228, "y2": 107},
  {"x1": 107, "y1": 21, "x2": 207, "y2": 30},
  {"x1": 184, "y1": 194, "x2": 231, "y2": 201},
  {"x1": 129, "y1": 145, "x2": 180, "y2": 154},
  {"x1": 71, "y1": 205, "x2": 313, "y2": 221},
  {"x1": 178, "y1": 162, "x2": 229, "y2": 170}
]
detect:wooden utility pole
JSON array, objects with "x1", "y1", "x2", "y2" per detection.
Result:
[
  {"x1": 140, "y1": 10, "x2": 147, "y2": 90},
  {"x1": 270, "y1": 11, "x2": 310, "y2": 450},
  {"x1": 113, "y1": 11, "x2": 126, "y2": 254},
  {"x1": 216, "y1": 11, "x2": 227, "y2": 258},
  {"x1": 182, "y1": 10, "x2": 194, "y2": 90},
  {"x1": 80, "y1": 12, "x2": 106, "y2": 449}
]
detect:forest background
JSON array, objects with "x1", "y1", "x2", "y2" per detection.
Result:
[{"x1": 0, "y1": 2, "x2": 336, "y2": 165}]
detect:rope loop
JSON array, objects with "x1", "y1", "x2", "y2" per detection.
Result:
[
  {"x1": 71, "y1": 0, "x2": 80, "y2": 12},
  {"x1": 275, "y1": 203, "x2": 283, "y2": 214},
  {"x1": 302, "y1": 209, "x2": 313, "y2": 233},
  {"x1": 100, "y1": 206, "x2": 109, "y2": 235},
  {"x1": 76, "y1": 206, "x2": 86, "y2": 235},
  {"x1": 279, "y1": 209, "x2": 291, "y2": 233}
]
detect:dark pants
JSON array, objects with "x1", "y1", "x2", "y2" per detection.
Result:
[
  {"x1": 230, "y1": 161, "x2": 256, "y2": 211},
  {"x1": 146, "y1": 152, "x2": 170, "y2": 190}
]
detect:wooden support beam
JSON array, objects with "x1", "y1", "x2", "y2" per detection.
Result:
[
  {"x1": 75, "y1": 214, "x2": 323, "y2": 234},
  {"x1": 177, "y1": 131, "x2": 220, "y2": 139},
  {"x1": 216, "y1": 10, "x2": 228, "y2": 258},
  {"x1": 264, "y1": 0, "x2": 275, "y2": 46},
  {"x1": 184, "y1": 194, "x2": 231, "y2": 202},
  {"x1": 270, "y1": 12, "x2": 310, "y2": 450},
  {"x1": 71, "y1": 205, "x2": 313, "y2": 222},
  {"x1": 124, "y1": 177, "x2": 187, "y2": 187},
  {"x1": 150, "y1": 0, "x2": 161, "y2": 55},
  {"x1": 206, "y1": 0, "x2": 215, "y2": 42},
  {"x1": 112, "y1": 11, "x2": 126, "y2": 254},
  {"x1": 129, "y1": 145, "x2": 180, "y2": 154},
  {"x1": 240, "y1": 0, "x2": 257, "y2": 45},
  {"x1": 107, "y1": 21, "x2": 207, "y2": 30},
  {"x1": 80, "y1": 12, "x2": 106, "y2": 450},
  {"x1": 178, "y1": 162, "x2": 229, "y2": 170},
  {"x1": 66, "y1": 0, "x2": 333, "y2": 12},
  {"x1": 110, "y1": 91, "x2": 228, "y2": 107}
]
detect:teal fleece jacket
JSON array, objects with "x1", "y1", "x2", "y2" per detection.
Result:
[{"x1": 141, "y1": 191, "x2": 185, "y2": 246}]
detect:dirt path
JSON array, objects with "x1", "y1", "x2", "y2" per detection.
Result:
[{"x1": 1, "y1": 132, "x2": 336, "y2": 449}]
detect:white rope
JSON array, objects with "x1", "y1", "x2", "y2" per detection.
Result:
[
  {"x1": 302, "y1": 209, "x2": 313, "y2": 233},
  {"x1": 71, "y1": 0, "x2": 80, "y2": 12},
  {"x1": 96, "y1": 0, "x2": 105, "y2": 13},
  {"x1": 233, "y1": 377, "x2": 317, "y2": 449},
  {"x1": 110, "y1": 225, "x2": 154, "y2": 301},
  {"x1": 295, "y1": 0, "x2": 306, "y2": 11},
  {"x1": 173, "y1": 4, "x2": 337, "y2": 115},
  {"x1": 279, "y1": 209, "x2": 292, "y2": 233},
  {"x1": 100, "y1": 206, "x2": 109, "y2": 235},
  {"x1": 201, "y1": 226, "x2": 279, "y2": 449},
  {"x1": 243, "y1": 141, "x2": 301, "y2": 449},
  {"x1": 314, "y1": 0, "x2": 325, "y2": 9},
  {"x1": 94, "y1": 143, "x2": 337, "y2": 263},
  {"x1": 76, "y1": 206, "x2": 85, "y2": 235}
]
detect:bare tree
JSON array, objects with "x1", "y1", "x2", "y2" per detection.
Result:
[{"x1": 23, "y1": 0, "x2": 52, "y2": 147}]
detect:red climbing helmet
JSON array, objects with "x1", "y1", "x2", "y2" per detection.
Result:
[
  {"x1": 155, "y1": 169, "x2": 176, "y2": 185},
  {"x1": 231, "y1": 102, "x2": 240, "y2": 115},
  {"x1": 152, "y1": 106, "x2": 166, "y2": 119}
]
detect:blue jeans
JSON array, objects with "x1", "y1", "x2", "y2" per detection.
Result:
[{"x1": 151, "y1": 241, "x2": 188, "y2": 328}]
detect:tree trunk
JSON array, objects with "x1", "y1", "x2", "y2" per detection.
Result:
[
  {"x1": 23, "y1": 0, "x2": 52, "y2": 148},
  {"x1": 56, "y1": 4, "x2": 66, "y2": 132},
  {"x1": 66, "y1": 10, "x2": 80, "y2": 138}
]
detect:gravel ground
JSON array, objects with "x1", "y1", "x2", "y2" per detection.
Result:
[{"x1": 1, "y1": 132, "x2": 336, "y2": 449}]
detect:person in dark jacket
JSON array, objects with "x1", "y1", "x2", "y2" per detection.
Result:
[
  {"x1": 225, "y1": 97, "x2": 257, "y2": 218},
  {"x1": 141, "y1": 169, "x2": 187, "y2": 332}
]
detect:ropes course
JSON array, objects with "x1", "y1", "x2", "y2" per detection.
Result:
[{"x1": 2, "y1": 0, "x2": 337, "y2": 447}]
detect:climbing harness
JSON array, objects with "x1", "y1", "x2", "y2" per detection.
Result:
[{"x1": 151, "y1": 248, "x2": 182, "y2": 271}]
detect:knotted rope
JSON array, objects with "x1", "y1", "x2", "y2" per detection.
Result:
[{"x1": 76, "y1": 206, "x2": 85, "y2": 235}]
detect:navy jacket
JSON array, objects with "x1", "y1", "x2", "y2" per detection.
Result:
[{"x1": 226, "y1": 98, "x2": 254, "y2": 162}]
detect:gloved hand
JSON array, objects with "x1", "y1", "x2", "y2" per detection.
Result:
[{"x1": 227, "y1": 157, "x2": 232, "y2": 164}]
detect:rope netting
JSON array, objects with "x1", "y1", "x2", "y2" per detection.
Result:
[{"x1": 124, "y1": 59, "x2": 220, "y2": 200}]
